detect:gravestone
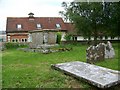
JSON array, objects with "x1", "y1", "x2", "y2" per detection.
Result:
[
  {"x1": 105, "y1": 41, "x2": 115, "y2": 59},
  {"x1": 52, "y1": 61, "x2": 120, "y2": 88},
  {"x1": 86, "y1": 43, "x2": 105, "y2": 63},
  {"x1": 86, "y1": 41, "x2": 115, "y2": 63}
]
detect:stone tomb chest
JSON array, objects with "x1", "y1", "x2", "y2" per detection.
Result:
[
  {"x1": 52, "y1": 61, "x2": 120, "y2": 88},
  {"x1": 28, "y1": 30, "x2": 57, "y2": 48}
]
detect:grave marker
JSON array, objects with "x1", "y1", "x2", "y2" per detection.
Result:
[{"x1": 52, "y1": 61, "x2": 120, "y2": 88}]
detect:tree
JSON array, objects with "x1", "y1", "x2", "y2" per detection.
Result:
[
  {"x1": 108, "y1": 2, "x2": 120, "y2": 39},
  {"x1": 60, "y1": 1, "x2": 120, "y2": 45},
  {"x1": 102, "y1": 2, "x2": 120, "y2": 39}
]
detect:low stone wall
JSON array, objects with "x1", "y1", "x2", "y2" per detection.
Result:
[
  {"x1": 19, "y1": 44, "x2": 72, "y2": 54},
  {"x1": 61, "y1": 40, "x2": 120, "y2": 45}
]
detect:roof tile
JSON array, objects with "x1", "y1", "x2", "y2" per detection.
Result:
[{"x1": 6, "y1": 17, "x2": 68, "y2": 32}]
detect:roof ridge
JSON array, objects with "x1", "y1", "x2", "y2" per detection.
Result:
[
  {"x1": 7, "y1": 17, "x2": 28, "y2": 18},
  {"x1": 7, "y1": 17, "x2": 62, "y2": 18}
]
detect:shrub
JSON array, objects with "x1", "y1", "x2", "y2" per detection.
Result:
[
  {"x1": 56, "y1": 32, "x2": 62, "y2": 44},
  {"x1": 64, "y1": 34, "x2": 72, "y2": 41},
  {"x1": 5, "y1": 42, "x2": 28, "y2": 49}
]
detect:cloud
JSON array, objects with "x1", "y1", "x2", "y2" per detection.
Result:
[{"x1": 0, "y1": 0, "x2": 73, "y2": 30}]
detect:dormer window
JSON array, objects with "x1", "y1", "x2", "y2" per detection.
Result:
[
  {"x1": 56, "y1": 24, "x2": 61, "y2": 29},
  {"x1": 17, "y1": 24, "x2": 22, "y2": 29},
  {"x1": 36, "y1": 24, "x2": 42, "y2": 29}
]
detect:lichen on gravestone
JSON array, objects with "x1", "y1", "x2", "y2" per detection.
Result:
[{"x1": 86, "y1": 41, "x2": 115, "y2": 64}]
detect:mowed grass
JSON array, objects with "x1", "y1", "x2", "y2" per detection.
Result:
[{"x1": 2, "y1": 43, "x2": 120, "y2": 88}]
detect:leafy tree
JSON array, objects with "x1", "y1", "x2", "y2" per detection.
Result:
[
  {"x1": 102, "y1": 2, "x2": 120, "y2": 39},
  {"x1": 60, "y1": 1, "x2": 120, "y2": 45},
  {"x1": 107, "y1": 2, "x2": 120, "y2": 39}
]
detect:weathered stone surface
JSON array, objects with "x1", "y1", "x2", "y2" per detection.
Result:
[
  {"x1": 105, "y1": 41, "x2": 115, "y2": 59},
  {"x1": 29, "y1": 30, "x2": 57, "y2": 49},
  {"x1": 29, "y1": 32, "x2": 44, "y2": 49},
  {"x1": 43, "y1": 32, "x2": 48, "y2": 44},
  {"x1": 52, "y1": 61, "x2": 120, "y2": 88},
  {"x1": 86, "y1": 43, "x2": 105, "y2": 63},
  {"x1": 41, "y1": 44, "x2": 51, "y2": 54},
  {"x1": 48, "y1": 32, "x2": 57, "y2": 44},
  {"x1": 18, "y1": 44, "x2": 59, "y2": 53},
  {"x1": 86, "y1": 41, "x2": 115, "y2": 63},
  {"x1": 0, "y1": 42, "x2": 4, "y2": 51}
]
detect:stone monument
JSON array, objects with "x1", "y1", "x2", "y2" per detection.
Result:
[
  {"x1": 86, "y1": 41, "x2": 115, "y2": 63},
  {"x1": 52, "y1": 61, "x2": 120, "y2": 88},
  {"x1": 86, "y1": 43, "x2": 105, "y2": 63},
  {"x1": 105, "y1": 41, "x2": 115, "y2": 59},
  {"x1": 41, "y1": 32, "x2": 51, "y2": 54}
]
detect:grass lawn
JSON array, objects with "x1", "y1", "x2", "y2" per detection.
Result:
[{"x1": 2, "y1": 43, "x2": 120, "y2": 89}]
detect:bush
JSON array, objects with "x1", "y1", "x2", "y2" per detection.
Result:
[
  {"x1": 56, "y1": 32, "x2": 62, "y2": 44},
  {"x1": 64, "y1": 34, "x2": 72, "y2": 41},
  {"x1": 5, "y1": 42, "x2": 28, "y2": 49}
]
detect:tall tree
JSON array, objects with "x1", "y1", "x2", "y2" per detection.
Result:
[
  {"x1": 108, "y1": 2, "x2": 120, "y2": 39},
  {"x1": 103, "y1": 2, "x2": 120, "y2": 39},
  {"x1": 60, "y1": 1, "x2": 120, "y2": 45}
]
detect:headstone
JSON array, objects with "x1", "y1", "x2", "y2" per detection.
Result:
[
  {"x1": 105, "y1": 41, "x2": 115, "y2": 59},
  {"x1": 51, "y1": 61, "x2": 120, "y2": 88},
  {"x1": 86, "y1": 43, "x2": 105, "y2": 63},
  {"x1": 86, "y1": 41, "x2": 115, "y2": 63}
]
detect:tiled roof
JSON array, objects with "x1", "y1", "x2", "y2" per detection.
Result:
[
  {"x1": 6, "y1": 17, "x2": 69, "y2": 32},
  {"x1": 65, "y1": 23, "x2": 76, "y2": 35}
]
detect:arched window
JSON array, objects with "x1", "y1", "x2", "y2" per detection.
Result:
[
  {"x1": 16, "y1": 39, "x2": 18, "y2": 42},
  {"x1": 25, "y1": 39, "x2": 27, "y2": 42},
  {"x1": 12, "y1": 39, "x2": 15, "y2": 42},
  {"x1": 22, "y1": 39, "x2": 24, "y2": 42}
]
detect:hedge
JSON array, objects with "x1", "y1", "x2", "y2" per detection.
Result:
[{"x1": 5, "y1": 42, "x2": 28, "y2": 49}]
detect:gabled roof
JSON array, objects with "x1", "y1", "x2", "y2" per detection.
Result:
[
  {"x1": 6, "y1": 17, "x2": 68, "y2": 32},
  {"x1": 65, "y1": 23, "x2": 76, "y2": 35}
]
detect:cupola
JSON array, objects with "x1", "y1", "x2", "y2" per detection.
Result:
[
  {"x1": 28, "y1": 12, "x2": 34, "y2": 18},
  {"x1": 28, "y1": 12, "x2": 34, "y2": 20}
]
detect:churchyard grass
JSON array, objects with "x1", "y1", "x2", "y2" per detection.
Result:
[{"x1": 2, "y1": 43, "x2": 120, "y2": 88}]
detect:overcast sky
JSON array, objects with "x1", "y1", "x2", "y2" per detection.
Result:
[{"x1": 0, "y1": 0, "x2": 73, "y2": 31}]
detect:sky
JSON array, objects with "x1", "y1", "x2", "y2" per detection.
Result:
[{"x1": 0, "y1": 0, "x2": 73, "y2": 31}]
